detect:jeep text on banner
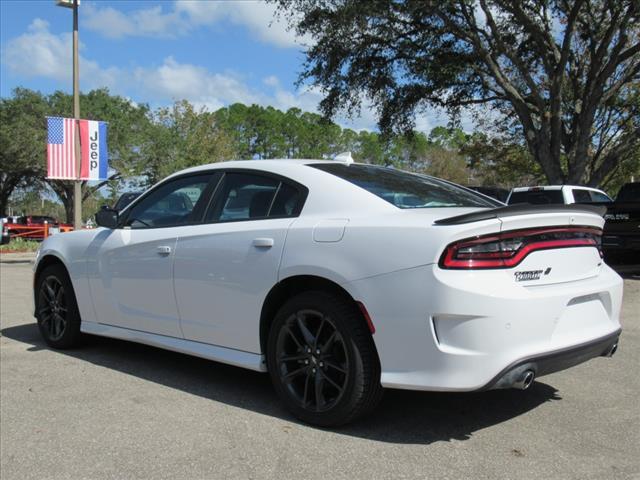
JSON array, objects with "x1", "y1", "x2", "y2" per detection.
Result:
[{"x1": 78, "y1": 119, "x2": 108, "y2": 180}]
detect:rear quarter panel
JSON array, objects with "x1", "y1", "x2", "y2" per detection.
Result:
[{"x1": 279, "y1": 209, "x2": 503, "y2": 284}]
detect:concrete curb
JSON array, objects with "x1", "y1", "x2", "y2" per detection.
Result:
[{"x1": 0, "y1": 252, "x2": 36, "y2": 264}]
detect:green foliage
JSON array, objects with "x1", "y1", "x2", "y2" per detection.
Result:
[
  {"x1": 0, "y1": 88, "x2": 49, "y2": 215},
  {"x1": 15, "y1": 85, "x2": 628, "y2": 222},
  {"x1": 0, "y1": 237, "x2": 40, "y2": 252},
  {"x1": 141, "y1": 100, "x2": 235, "y2": 184},
  {"x1": 274, "y1": 0, "x2": 640, "y2": 186},
  {"x1": 6, "y1": 190, "x2": 66, "y2": 220},
  {"x1": 214, "y1": 104, "x2": 346, "y2": 160},
  {"x1": 0, "y1": 88, "x2": 153, "y2": 220},
  {"x1": 463, "y1": 133, "x2": 545, "y2": 189}
]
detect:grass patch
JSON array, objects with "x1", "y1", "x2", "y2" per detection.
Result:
[{"x1": 0, "y1": 237, "x2": 41, "y2": 252}]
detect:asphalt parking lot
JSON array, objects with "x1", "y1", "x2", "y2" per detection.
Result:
[{"x1": 1, "y1": 259, "x2": 639, "y2": 480}]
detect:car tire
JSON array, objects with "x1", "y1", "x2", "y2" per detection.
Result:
[
  {"x1": 35, "y1": 264, "x2": 82, "y2": 349},
  {"x1": 267, "y1": 291, "x2": 383, "y2": 427}
]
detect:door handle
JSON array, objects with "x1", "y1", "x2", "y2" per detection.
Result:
[
  {"x1": 252, "y1": 238, "x2": 274, "y2": 248},
  {"x1": 157, "y1": 245, "x2": 172, "y2": 255}
]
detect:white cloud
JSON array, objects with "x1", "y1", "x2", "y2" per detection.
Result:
[
  {"x1": 1, "y1": 19, "x2": 443, "y2": 133},
  {"x1": 3, "y1": 18, "x2": 71, "y2": 81},
  {"x1": 83, "y1": 3, "x2": 187, "y2": 39},
  {"x1": 134, "y1": 57, "x2": 379, "y2": 130},
  {"x1": 175, "y1": 0, "x2": 308, "y2": 48},
  {"x1": 81, "y1": 0, "x2": 306, "y2": 48},
  {"x1": 263, "y1": 75, "x2": 280, "y2": 88},
  {"x1": 1, "y1": 19, "x2": 377, "y2": 131},
  {"x1": 2, "y1": 18, "x2": 122, "y2": 89},
  {"x1": 133, "y1": 57, "x2": 262, "y2": 111}
]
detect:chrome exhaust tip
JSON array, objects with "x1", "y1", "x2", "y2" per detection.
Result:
[
  {"x1": 606, "y1": 342, "x2": 618, "y2": 357},
  {"x1": 513, "y1": 370, "x2": 535, "y2": 390}
]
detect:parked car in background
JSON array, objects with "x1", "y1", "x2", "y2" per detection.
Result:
[
  {"x1": 3, "y1": 215, "x2": 72, "y2": 241},
  {"x1": 615, "y1": 182, "x2": 640, "y2": 202},
  {"x1": 507, "y1": 185, "x2": 612, "y2": 205},
  {"x1": 34, "y1": 159, "x2": 622, "y2": 426},
  {"x1": 113, "y1": 191, "x2": 143, "y2": 212},
  {"x1": 507, "y1": 183, "x2": 638, "y2": 273},
  {"x1": 600, "y1": 182, "x2": 640, "y2": 272},
  {"x1": 25, "y1": 215, "x2": 58, "y2": 225},
  {"x1": 465, "y1": 186, "x2": 509, "y2": 203},
  {"x1": 3, "y1": 215, "x2": 22, "y2": 224}
]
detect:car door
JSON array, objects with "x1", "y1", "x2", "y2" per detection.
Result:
[
  {"x1": 87, "y1": 172, "x2": 216, "y2": 337},
  {"x1": 173, "y1": 170, "x2": 307, "y2": 353}
]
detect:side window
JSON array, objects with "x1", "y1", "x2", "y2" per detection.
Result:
[
  {"x1": 572, "y1": 189, "x2": 592, "y2": 203},
  {"x1": 125, "y1": 174, "x2": 213, "y2": 229},
  {"x1": 589, "y1": 191, "x2": 611, "y2": 203},
  {"x1": 206, "y1": 172, "x2": 303, "y2": 223},
  {"x1": 270, "y1": 183, "x2": 301, "y2": 217}
]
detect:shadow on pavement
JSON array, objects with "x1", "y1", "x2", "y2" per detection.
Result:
[{"x1": 1, "y1": 322, "x2": 560, "y2": 444}]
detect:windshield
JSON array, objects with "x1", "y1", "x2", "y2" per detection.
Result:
[{"x1": 310, "y1": 163, "x2": 499, "y2": 209}]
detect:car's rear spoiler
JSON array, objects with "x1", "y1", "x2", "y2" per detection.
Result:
[{"x1": 434, "y1": 204, "x2": 607, "y2": 226}]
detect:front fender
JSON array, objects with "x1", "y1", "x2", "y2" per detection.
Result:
[{"x1": 33, "y1": 229, "x2": 106, "y2": 324}]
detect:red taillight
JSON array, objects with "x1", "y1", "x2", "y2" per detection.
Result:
[{"x1": 439, "y1": 226, "x2": 602, "y2": 269}]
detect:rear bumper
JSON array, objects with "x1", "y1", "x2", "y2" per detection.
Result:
[
  {"x1": 346, "y1": 258, "x2": 623, "y2": 392},
  {"x1": 482, "y1": 329, "x2": 621, "y2": 390}
]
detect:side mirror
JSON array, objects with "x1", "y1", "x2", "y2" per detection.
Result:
[{"x1": 95, "y1": 206, "x2": 119, "y2": 229}]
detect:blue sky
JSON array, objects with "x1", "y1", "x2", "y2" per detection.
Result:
[{"x1": 1, "y1": 0, "x2": 452, "y2": 132}]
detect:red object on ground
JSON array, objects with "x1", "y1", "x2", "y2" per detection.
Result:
[{"x1": 3, "y1": 216, "x2": 74, "y2": 241}]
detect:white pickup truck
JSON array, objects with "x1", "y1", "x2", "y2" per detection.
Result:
[{"x1": 506, "y1": 185, "x2": 612, "y2": 205}]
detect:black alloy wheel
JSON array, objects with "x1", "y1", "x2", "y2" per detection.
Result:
[
  {"x1": 275, "y1": 309, "x2": 350, "y2": 412},
  {"x1": 267, "y1": 291, "x2": 383, "y2": 427},
  {"x1": 38, "y1": 275, "x2": 68, "y2": 342},
  {"x1": 35, "y1": 264, "x2": 82, "y2": 349}
]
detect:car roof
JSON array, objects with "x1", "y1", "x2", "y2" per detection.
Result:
[
  {"x1": 174, "y1": 159, "x2": 332, "y2": 176},
  {"x1": 511, "y1": 185, "x2": 606, "y2": 192},
  {"x1": 165, "y1": 159, "x2": 372, "y2": 187}
]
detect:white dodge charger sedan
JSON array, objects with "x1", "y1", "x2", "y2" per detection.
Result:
[{"x1": 33, "y1": 158, "x2": 622, "y2": 426}]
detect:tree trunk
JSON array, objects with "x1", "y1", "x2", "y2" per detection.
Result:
[
  {"x1": 529, "y1": 134, "x2": 566, "y2": 184},
  {"x1": 63, "y1": 199, "x2": 74, "y2": 224},
  {"x1": 47, "y1": 180, "x2": 75, "y2": 224},
  {"x1": 0, "y1": 174, "x2": 22, "y2": 216},
  {"x1": 0, "y1": 191, "x2": 10, "y2": 216}
]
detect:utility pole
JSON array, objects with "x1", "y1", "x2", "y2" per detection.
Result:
[{"x1": 57, "y1": 0, "x2": 82, "y2": 229}]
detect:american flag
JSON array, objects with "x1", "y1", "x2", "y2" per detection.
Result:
[{"x1": 47, "y1": 117, "x2": 77, "y2": 179}]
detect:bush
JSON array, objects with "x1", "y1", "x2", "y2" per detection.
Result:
[{"x1": 0, "y1": 237, "x2": 40, "y2": 252}]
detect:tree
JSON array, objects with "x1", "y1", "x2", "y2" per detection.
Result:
[
  {"x1": 0, "y1": 89, "x2": 49, "y2": 215},
  {"x1": 274, "y1": 0, "x2": 640, "y2": 186},
  {"x1": 215, "y1": 103, "x2": 348, "y2": 160},
  {"x1": 141, "y1": 100, "x2": 235, "y2": 185},
  {"x1": 463, "y1": 132, "x2": 545, "y2": 188}
]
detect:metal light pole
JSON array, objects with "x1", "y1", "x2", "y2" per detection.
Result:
[{"x1": 57, "y1": 0, "x2": 82, "y2": 229}]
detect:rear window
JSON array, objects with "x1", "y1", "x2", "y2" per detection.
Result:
[
  {"x1": 310, "y1": 164, "x2": 498, "y2": 208},
  {"x1": 508, "y1": 190, "x2": 564, "y2": 205}
]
